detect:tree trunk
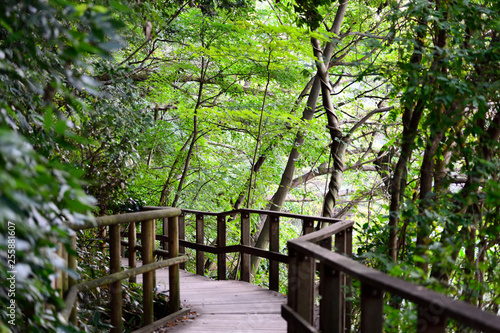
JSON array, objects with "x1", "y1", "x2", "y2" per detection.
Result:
[
  {"x1": 387, "y1": 22, "x2": 427, "y2": 261},
  {"x1": 250, "y1": 0, "x2": 349, "y2": 274}
]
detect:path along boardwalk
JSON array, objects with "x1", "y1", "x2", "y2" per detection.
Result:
[{"x1": 122, "y1": 259, "x2": 288, "y2": 332}]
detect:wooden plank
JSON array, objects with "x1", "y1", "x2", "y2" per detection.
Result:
[
  {"x1": 122, "y1": 259, "x2": 287, "y2": 333},
  {"x1": 71, "y1": 208, "x2": 181, "y2": 230},
  {"x1": 298, "y1": 220, "x2": 353, "y2": 244},
  {"x1": 154, "y1": 237, "x2": 289, "y2": 263}
]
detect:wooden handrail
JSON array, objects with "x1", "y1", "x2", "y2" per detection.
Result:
[
  {"x1": 283, "y1": 221, "x2": 500, "y2": 333},
  {"x1": 142, "y1": 206, "x2": 333, "y2": 290},
  {"x1": 68, "y1": 207, "x2": 181, "y2": 230}
]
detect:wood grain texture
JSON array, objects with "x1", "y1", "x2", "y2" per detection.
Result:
[{"x1": 122, "y1": 259, "x2": 287, "y2": 332}]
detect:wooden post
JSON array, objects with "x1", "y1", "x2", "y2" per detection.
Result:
[
  {"x1": 56, "y1": 243, "x2": 63, "y2": 295},
  {"x1": 335, "y1": 230, "x2": 346, "y2": 331},
  {"x1": 196, "y1": 214, "x2": 204, "y2": 276},
  {"x1": 142, "y1": 219, "x2": 154, "y2": 325},
  {"x1": 217, "y1": 215, "x2": 226, "y2": 280},
  {"x1": 179, "y1": 212, "x2": 186, "y2": 269},
  {"x1": 296, "y1": 252, "x2": 315, "y2": 325},
  {"x1": 162, "y1": 217, "x2": 168, "y2": 254},
  {"x1": 168, "y1": 216, "x2": 180, "y2": 313},
  {"x1": 129, "y1": 221, "x2": 137, "y2": 283},
  {"x1": 240, "y1": 212, "x2": 250, "y2": 282},
  {"x1": 269, "y1": 215, "x2": 280, "y2": 291},
  {"x1": 302, "y1": 218, "x2": 314, "y2": 235},
  {"x1": 109, "y1": 224, "x2": 122, "y2": 333},
  {"x1": 62, "y1": 246, "x2": 68, "y2": 293},
  {"x1": 360, "y1": 283, "x2": 383, "y2": 333},
  {"x1": 320, "y1": 263, "x2": 342, "y2": 333},
  {"x1": 152, "y1": 218, "x2": 157, "y2": 288},
  {"x1": 68, "y1": 235, "x2": 77, "y2": 325},
  {"x1": 120, "y1": 225, "x2": 125, "y2": 257},
  {"x1": 287, "y1": 249, "x2": 298, "y2": 333},
  {"x1": 345, "y1": 227, "x2": 353, "y2": 333},
  {"x1": 417, "y1": 304, "x2": 446, "y2": 333}
]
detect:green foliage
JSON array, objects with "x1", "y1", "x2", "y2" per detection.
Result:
[{"x1": 0, "y1": 0, "x2": 126, "y2": 331}]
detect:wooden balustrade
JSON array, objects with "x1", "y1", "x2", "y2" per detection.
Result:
[
  {"x1": 282, "y1": 220, "x2": 500, "y2": 333},
  {"x1": 143, "y1": 206, "x2": 343, "y2": 291},
  {"x1": 62, "y1": 206, "x2": 500, "y2": 333},
  {"x1": 63, "y1": 208, "x2": 187, "y2": 332}
]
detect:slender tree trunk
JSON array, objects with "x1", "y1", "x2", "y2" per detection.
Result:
[
  {"x1": 387, "y1": 23, "x2": 427, "y2": 261},
  {"x1": 171, "y1": 59, "x2": 206, "y2": 207},
  {"x1": 250, "y1": 76, "x2": 322, "y2": 271},
  {"x1": 250, "y1": 1, "x2": 349, "y2": 274},
  {"x1": 158, "y1": 132, "x2": 194, "y2": 206},
  {"x1": 415, "y1": 131, "x2": 444, "y2": 274}
]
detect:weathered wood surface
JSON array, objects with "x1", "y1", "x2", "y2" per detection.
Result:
[{"x1": 122, "y1": 259, "x2": 287, "y2": 332}]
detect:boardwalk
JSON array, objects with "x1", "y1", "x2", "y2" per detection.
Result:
[{"x1": 122, "y1": 260, "x2": 287, "y2": 332}]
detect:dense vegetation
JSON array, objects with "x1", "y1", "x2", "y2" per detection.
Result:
[{"x1": 0, "y1": 0, "x2": 498, "y2": 331}]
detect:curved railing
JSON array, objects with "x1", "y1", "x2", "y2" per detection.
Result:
[
  {"x1": 142, "y1": 206, "x2": 344, "y2": 291},
  {"x1": 282, "y1": 220, "x2": 500, "y2": 333}
]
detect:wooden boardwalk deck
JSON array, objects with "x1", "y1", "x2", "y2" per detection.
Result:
[{"x1": 122, "y1": 260, "x2": 287, "y2": 332}]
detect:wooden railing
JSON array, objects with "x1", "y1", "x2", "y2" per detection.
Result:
[
  {"x1": 62, "y1": 208, "x2": 188, "y2": 333},
  {"x1": 142, "y1": 207, "x2": 343, "y2": 291},
  {"x1": 282, "y1": 221, "x2": 500, "y2": 333}
]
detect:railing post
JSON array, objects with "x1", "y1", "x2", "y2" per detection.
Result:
[
  {"x1": 345, "y1": 227, "x2": 353, "y2": 332},
  {"x1": 302, "y1": 218, "x2": 314, "y2": 235},
  {"x1": 179, "y1": 212, "x2": 186, "y2": 269},
  {"x1": 360, "y1": 283, "x2": 383, "y2": 333},
  {"x1": 62, "y1": 246, "x2": 68, "y2": 293},
  {"x1": 142, "y1": 219, "x2": 154, "y2": 325},
  {"x1": 162, "y1": 217, "x2": 168, "y2": 254},
  {"x1": 335, "y1": 230, "x2": 347, "y2": 331},
  {"x1": 196, "y1": 214, "x2": 204, "y2": 276},
  {"x1": 168, "y1": 215, "x2": 180, "y2": 313},
  {"x1": 287, "y1": 248, "x2": 298, "y2": 333},
  {"x1": 269, "y1": 214, "x2": 280, "y2": 291},
  {"x1": 68, "y1": 235, "x2": 77, "y2": 325},
  {"x1": 240, "y1": 212, "x2": 250, "y2": 282},
  {"x1": 217, "y1": 215, "x2": 226, "y2": 280},
  {"x1": 320, "y1": 263, "x2": 342, "y2": 333},
  {"x1": 128, "y1": 221, "x2": 137, "y2": 283},
  {"x1": 109, "y1": 224, "x2": 122, "y2": 333},
  {"x1": 417, "y1": 304, "x2": 446, "y2": 333},
  {"x1": 296, "y1": 252, "x2": 315, "y2": 325}
]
